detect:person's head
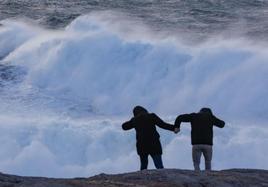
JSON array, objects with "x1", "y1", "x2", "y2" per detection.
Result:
[
  {"x1": 133, "y1": 106, "x2": 148, "y2": 117},
  {"x1": 199, "y1": 107, "x2": 213, "y2": 115}
]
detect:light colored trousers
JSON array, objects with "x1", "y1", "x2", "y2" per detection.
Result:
[{"x1": 192, "y1": 144, "x2": 212, "y2": 171}]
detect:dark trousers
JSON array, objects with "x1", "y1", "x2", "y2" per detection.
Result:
[{"x1": 139, "y1": 154, "x2": 164, "y2": 170}]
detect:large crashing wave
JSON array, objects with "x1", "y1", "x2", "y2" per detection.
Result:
[
  {"x1": 0, "y1": 12, "x2": 268, "y2": 177},
  {"x1": 2, "y1": 13, "x2": 268, "y2": 118}
]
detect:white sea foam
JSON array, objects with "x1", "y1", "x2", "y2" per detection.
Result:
[
  {"x1": 0, "y1": 12, "x2": 268, "y2": 177},
  {"x1": 0, "y1": 115, "x2": 267, "y2": 178}
]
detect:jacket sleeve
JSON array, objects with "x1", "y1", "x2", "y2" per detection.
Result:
[
  {"x1": 174, "y1": 113, "x2": 194, "y2": 128},
  {"x1": 212, "y1": 115, "x2": 225, "y2": 128},
  {"x1": 122, "y1": 118, "x2": 135, "y2": 130},
  {"x1": 152, "y1": 113, "x2": 175, "y2": 131}
]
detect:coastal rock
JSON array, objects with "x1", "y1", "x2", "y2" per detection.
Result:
[{"x1": 0, "y1": 169, "x2": 267, "y2": 187}]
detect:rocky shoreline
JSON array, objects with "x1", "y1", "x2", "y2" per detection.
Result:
[{"x1": 0, "y1": 169, "x2": 267, "y2": 187}]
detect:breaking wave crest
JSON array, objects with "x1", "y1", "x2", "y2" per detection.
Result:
[{"x1": 0, "y1": 12, "x2": 267, "y2": 177}]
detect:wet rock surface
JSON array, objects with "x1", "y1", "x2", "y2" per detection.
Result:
[{"x1": 0, "y1": 169, "x2": 267, "y2": 187}]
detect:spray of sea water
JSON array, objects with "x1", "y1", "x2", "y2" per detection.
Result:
[{"x1": 0, "y1": 8, "x2": 268, "y2": 177}]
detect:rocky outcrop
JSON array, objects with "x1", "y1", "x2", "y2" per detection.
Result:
[{"x1": 0, "y1": 169, "x2": 267, "y2": 187}]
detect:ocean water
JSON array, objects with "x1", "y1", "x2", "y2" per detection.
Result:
[{"x1": 0, "y1": 0, "x2": 268, "y2": 177}]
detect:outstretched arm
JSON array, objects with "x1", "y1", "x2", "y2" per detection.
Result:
[
  {"x1": 122, "y1": 118, "x2": 135, "y2": 130},
  {"x1": 174, "y1": 113, "x2": 194, "y2": 129},
  {"x1": 152, "y1": 113, "x2": 175, "y2": 131},
  {"x1": 212, "y1": 115, "x2": 225, "y2": 128}
]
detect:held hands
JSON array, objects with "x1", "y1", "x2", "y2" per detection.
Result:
[{"x1": 174, "y1": 128, "x2": 180, "y2": 134}]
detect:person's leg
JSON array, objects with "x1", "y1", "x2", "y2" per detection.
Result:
[
  {"x1": 202, "y1": 145, "x2": 213, "y2": 171},
  {"x1": 139, "y1": 154, "x2": 149, "y2": 170},
  {"x1": 192, "y1": 145, "x2": 202, "y2": 171},
  {"x1": 151, "y1": 154, "x2": 164, "y2": 169}
]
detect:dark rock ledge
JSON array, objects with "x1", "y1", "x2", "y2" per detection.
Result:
[{"x1": 0, "y1": 169, "x2": 267, "y2": 187}]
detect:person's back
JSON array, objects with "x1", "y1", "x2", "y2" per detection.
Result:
[
  {"x1": 189, "y1": 112, "x2": 223, "y2": 145},
  {"x1": 175, "y1": 108, "x2": 225, "y2": 171},
  {"x1": 122, "y1": 106, "x2": 175, "y2": 170},
  {"x1": 131, "y1": 113, "x2": 161, "y2": 146}
]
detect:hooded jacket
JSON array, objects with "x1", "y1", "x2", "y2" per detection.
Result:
[
  {"x1": 122, "y1": 109, "x2": 174, "y2": 155},
  {"x1": 175, "y1": 111, "x2": 225, "y2": 145}
]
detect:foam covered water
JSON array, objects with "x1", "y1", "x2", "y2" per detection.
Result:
[
  {"x1": 3, "y1": 13, "x2": 268, "y2": 118},
  {"x1": 0, "y1": 12, "x2": 268, "y2": 177},
  {"x1": 0, "y1": 115, "x2": 267, "y2": 178}
]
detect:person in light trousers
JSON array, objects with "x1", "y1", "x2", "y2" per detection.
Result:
[{"x1": 174, "y1": 108, "x2": 225, "y2": 171}]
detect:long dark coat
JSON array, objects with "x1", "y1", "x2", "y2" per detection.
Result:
[{"x1": 122, "y1": 113, "x2": 174, "y2": 155}]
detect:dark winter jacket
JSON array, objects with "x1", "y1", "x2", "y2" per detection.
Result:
[
  {"x1": 122, "y1": 113, "x2": 175, "y2": 155},
  {"x1": 175, "y1": 112, "x2": 225, "y2": 145}
]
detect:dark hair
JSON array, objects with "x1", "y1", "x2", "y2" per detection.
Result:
[
  {"x1": 200, "y1": 107, "x2": 213, "y2": 115},
  {"x1": 133, "y1": 106, "x2": 148, "y2": 117}
]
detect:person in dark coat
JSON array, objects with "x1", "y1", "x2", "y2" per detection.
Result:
[
  {"x1": 122, "y1": 106, "x2": 176, "y2": 170},
  {"x1": 174, "y1": 107, "x2": 225, "y2": 171}
]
